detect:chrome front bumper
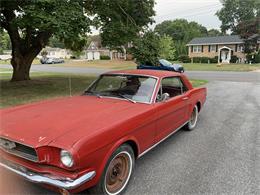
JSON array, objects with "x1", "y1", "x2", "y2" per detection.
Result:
[{"x1": 0, "y1": 160, "x2": 96, "y2": 190}]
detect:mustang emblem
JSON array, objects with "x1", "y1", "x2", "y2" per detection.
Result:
[{"x1": 0, "y1": 138, "x2": 16, "y2": 150}]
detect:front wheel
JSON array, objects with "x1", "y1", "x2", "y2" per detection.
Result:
[
  {"x1": 185, "y1": 105, "x2": 198, "y2": 131},
  {"x1": 90, "y1": 144, "x2": 135, "y2": 195}
]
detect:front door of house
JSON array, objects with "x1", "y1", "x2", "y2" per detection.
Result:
[{"x1": 221, "y1": 50, "x2": 230, "y2": 63}]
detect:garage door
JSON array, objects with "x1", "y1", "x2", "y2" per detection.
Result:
[
  {"x1": 87, "y1": 52, "x2": 93, "y2": 60},
  {"x1": 94, "y1": 52, "x2": 100, "y2": 60}
]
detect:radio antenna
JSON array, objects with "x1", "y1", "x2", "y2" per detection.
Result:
[{"x1": 69, "y1": 76, "x2": 72, "y2": 97}]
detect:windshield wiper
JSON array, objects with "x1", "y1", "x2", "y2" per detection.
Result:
[
  {"x1": 117, "y1": 93, "x2": 136, "y2": 103},
  {"x1": 84, "y1": 91, "x2": 103, "y2": 98}
]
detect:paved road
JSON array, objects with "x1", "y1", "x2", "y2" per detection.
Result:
[
  {"x1": 1, "y1": 64, "x2": 260, "y2": 82},
  {"x1": 0, "y1": 80, "x2": 259, "y2": 194}
]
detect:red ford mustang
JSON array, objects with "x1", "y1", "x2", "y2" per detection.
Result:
[{"x1": 0, "y1": 70, "x2": 206, "y2": 194}]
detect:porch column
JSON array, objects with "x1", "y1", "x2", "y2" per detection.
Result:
[{"x1": 218, "y1": 48, "x2": 221, "y2": 64}]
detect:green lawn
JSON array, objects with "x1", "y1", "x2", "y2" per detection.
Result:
[
  {"x1": 180, "y1": 63, "x2": 260, "y2": 72},
  {"x1": 1, "y1": 59, "x2": 260, "y2": 72},
  {"x1": 55, "y1": 59, "x2": 137, "y2": 70},
  {"x1": 0, "y1": 72, "x2": 207, "y2": 108},
  {"x1": 58, "y1": 60, "x2": 260, "y2": 71},
  {"x1": 0, "y1": 59, "x2": 41, "y2": 65}
]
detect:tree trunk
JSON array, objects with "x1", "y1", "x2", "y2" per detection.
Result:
[
  {"x1": 11, "y1": 59, "x2": 31, "y2": 81},
  {"x1": 10, "y1": 51, "x2": 36, "y2": 81},
  {"x1": 10, "y1": 45, "x2": 43, "y2": 81}
]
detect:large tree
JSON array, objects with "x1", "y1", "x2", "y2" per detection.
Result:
[
  {"x1": 216, "y1": 0, "x2": 260, "y2": 57},
  {"x1": 155, "y1": 19, "x2": 208, "y2": 57},
  {"x1": 216, "y1": 0, "x2": 260, "y2": 37},
  {"x1": 159, "y1": 35, "x2": 176, "y2": 60},
  {"x1": 86, "y1": 0, "x2": 155, "y2": 49},
  {"x1": 0, "y1": 0, "x2": 155, "y2": 81},
  {"x1": 130, "y1": 31, "x2": 160, "y2": 65}
]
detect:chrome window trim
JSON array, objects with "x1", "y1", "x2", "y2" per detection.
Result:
[{"x1": 85, "y1": 73, "x2": 159, "y2": 105}]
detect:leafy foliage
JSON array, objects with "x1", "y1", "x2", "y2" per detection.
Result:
[
  {"x1": 216, "y1": 0, "x2": 259, "y2": 37},
  {"x1": 0, "y1": 30, "x2": 11, "y2": 53},
  {"x1": 0, "y1": 0, "x2": 155, "y2": 81},
  {"x1": 130, "y1": 31, "x2": 160, "y2": 65},
  {"x1": 85, "y1": 0, "x2": 155, "y2": 49},
  {"x1": 216, "y1": 0, "x2": 260, "y2": 56},
  {"x1": 155, "y1": 19, "x2": 208, "y2": 57},
  {"x1": 207, "y1": 29, "x2": 223, "y2": 37},
  {"x1": 178, "y1": 55, "x2": 191, "y2": 63},
  {"x1": 159, "y1": 35, "x2": 176, "y2": 60}
]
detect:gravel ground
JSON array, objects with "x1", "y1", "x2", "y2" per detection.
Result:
[{"x1": 0, "y1": 81, "x2": 259, "y2": 195}]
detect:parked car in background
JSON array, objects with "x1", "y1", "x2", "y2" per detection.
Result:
[
  {"x1": 0, "y1": 70, "x2": 206, "y2": 195},
  {"x1": 137, "y1": 59, "x2": 185, "y2": 73},
  {"x1": 40, "y1": 57, "x2": 65, "y2": 64}
]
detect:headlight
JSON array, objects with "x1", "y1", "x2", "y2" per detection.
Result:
[{"x1": 60, "y1": 150, "x2": 74, "y2": 167}]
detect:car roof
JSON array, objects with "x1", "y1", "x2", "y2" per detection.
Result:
[{"x1": 104, "y1": 69, "x2": 181, "y2": 78}]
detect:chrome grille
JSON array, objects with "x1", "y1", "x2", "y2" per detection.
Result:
[{"x1": 0, "y1": 137, "x2": 38, "y2": 162}]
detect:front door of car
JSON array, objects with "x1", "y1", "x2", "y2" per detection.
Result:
[{"x1": 153, "y1": 77, "x2": 189, "y2": 142}]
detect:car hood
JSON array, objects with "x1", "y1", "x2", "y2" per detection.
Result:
[{"x1": 0, "y1": 96, "x2": 151, "y2": 149}]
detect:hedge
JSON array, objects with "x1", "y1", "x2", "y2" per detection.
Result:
[
  {"x1": 178, "y1": 55, "x2": 191, "y2": 63},
  {"x1": 100, "y1": 55, "x2": 111, "y2": 60}
]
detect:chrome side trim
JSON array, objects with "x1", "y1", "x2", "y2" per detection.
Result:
[
  {"x1": 138, "y1": 121, "x2": 188, "y2": 158},
  {"x1": 0, "y1": 160, "x2": 96, "y2": 190}
]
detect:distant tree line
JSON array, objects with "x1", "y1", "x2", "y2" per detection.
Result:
[{"x1": 154, "y1": 19, "x2": 223, "y2": 58}]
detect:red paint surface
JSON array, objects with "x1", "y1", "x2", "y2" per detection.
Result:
[{"x1": 0, "y1": 70, "x2": 206, "y2": 193}]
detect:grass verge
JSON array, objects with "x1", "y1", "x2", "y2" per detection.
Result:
[
  {"x1": 0, "y1": 72, "x2": 208, "y2": 108},
  {"x1": 180, "y1": 63, "x2": 260, "y2": 72},
  {"x1": 55, "y1": 60, "x2": 137, "y2": 70}
]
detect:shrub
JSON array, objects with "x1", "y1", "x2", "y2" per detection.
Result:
[
  {"x1": 254, "y1": 52, "x2": 260, "y2": 63},
  {"x1": 100, "y1": 55, "x2": 111, "y2": 60},
  {"x1": 201, "y1": 57, "x2": 211, "y2": 63},
  {"x1": 230, "y1": 55, "x2": 238, "y2": 63},
  {"x1": 192, "y1": 56, "x2": 218, "y2": 63},
  {"x1": 192, "y1": 57, "x2": 201, "y2": 63},
  {"x1": 210, "y1": 56, "x2": 218, "y2": 63},
  {"x1": 178, "y1": 55, "x2": 191, "y2": 63}
]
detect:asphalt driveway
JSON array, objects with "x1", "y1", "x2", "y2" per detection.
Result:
[{"x1": 0, "y1": 80, "x2": 259, "y2": 194}]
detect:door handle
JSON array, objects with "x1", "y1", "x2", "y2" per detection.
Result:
[{"x1": 182, "y1": 97, "x2": 189, "y2": 100}]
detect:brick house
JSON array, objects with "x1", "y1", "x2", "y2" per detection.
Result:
[{"x1": 187, "y1": 35, "x2": 246, "y2": 63}]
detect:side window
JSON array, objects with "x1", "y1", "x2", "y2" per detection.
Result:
[{"x1": 157, "y1": 77, "x2": 187, "y2": 101}]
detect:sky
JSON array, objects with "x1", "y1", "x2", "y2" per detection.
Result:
[{"x1": 153, "y1": 0, "x2": 223, "y2": 30}]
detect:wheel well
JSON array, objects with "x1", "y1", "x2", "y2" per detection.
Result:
[
  {"x1": 196, "y1": 101, "x2": 201, "y2": 112},
  {"x1": 124, "y1": 140, "x2": 139, "y2": 158}
]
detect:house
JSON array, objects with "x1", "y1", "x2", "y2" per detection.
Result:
[
  {"x1": 42, "y1": 47, "x2": 72, "y2": 59},
  {"x1": 187, "y1": 35, "x2": 246, "y2": 63},
  {"x1": 85, "y1": 41, "x2": 126, "y2": 60}
]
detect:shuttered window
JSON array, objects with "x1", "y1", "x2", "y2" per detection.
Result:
[
  {"x1": 192, "y1": 45, "x2": 202, "y2": 53},
  {"x1": 209, "y1": 45, "x2": 216, "y2": 52}
]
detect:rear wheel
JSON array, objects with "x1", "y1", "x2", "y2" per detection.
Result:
[
  {"x1": 185, "y1": 105, "x2": 198, "y2": 131},
  {"x1": 90, "y1": 144, "x2": 135, "y2": 195}
]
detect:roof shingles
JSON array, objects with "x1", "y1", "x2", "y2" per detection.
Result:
[{"x1": 187, "y1": 35, "x2": 244, "y2": 46}]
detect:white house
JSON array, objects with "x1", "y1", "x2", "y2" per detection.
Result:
[
  {"x1": 42, "y1": 47, "x2": 72, "y2": 59},
  {"x1": 85, "y1": 41, "x2": 126, "y2": 60}
]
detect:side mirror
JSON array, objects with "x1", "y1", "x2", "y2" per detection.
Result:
[{"x1": 161, "y1": 93, "x2": 170, "y2": 102}]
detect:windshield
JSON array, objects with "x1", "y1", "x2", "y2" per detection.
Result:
[
  {"x1": 159, "y1": 59, "x2": 173, "y2": 67},
  {"x1": 86, "y1": 74, "x2": 157, "y2": 103}
]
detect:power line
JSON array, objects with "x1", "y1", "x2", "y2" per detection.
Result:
[
  {"x1": 155, "y1": 7, "x2": 221, "y2": 23},
  {"x1": 155, "y1": 3, "x2": 221, "y2": 19}
]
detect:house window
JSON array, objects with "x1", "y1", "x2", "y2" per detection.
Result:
[
  {"x1": 237, "y1": 45, "x2": 244, "y2": 52},
  {"x1": 209, "y1": 45, "x2": 216, "y2": 52},
  {"x1": 193, "y1": 45, "x2": 202, "y2": 53}
]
